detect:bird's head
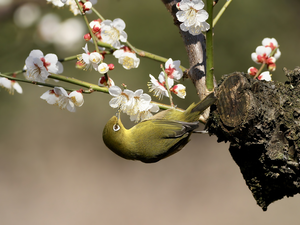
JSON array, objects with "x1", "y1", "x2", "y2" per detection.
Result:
[{"x1": 102, "y1": 114, "x2": 132, "y2": 160}]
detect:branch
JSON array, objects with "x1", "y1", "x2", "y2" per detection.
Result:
[{"x1": 161, "y1": 0, "x2": 216, "y2": 120}]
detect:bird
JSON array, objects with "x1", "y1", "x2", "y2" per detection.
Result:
[{"x1": 102, "y1": 93, "x2": 217, "y2": 163}]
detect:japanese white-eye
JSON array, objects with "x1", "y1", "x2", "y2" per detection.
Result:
[{"x1": 102, "y1": 93, "x2": 217, "y2": 163}]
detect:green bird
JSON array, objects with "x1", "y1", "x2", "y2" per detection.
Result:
[{"x1": 102, "y1": 93, "x2": 217, "y2": 163}]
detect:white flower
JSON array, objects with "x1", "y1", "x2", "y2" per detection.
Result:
[
  {"x1": 148, "y1": 74, "x2": 173, "y2": 99},
  {"x1": 77, "y1": 43, "x2": 103, "y2": 71},
  {"x1": 69, "y1": 90, "x2": 84, "y2": 107},
  {"x1": 25, "y1": 49, "x2": 63, "y2": 83},
  {"x1": 101, "y1": 18, "x2": 128, "y2": 49},
  {"x1": 98, "y1": 63, "x2": 109, "y2": 74},
  {"x1": 170, "y1": 84, "x2": 186, "y2": 99},
  {"x1": 113, "y1": 49, "x2": 140, "y2": 70},
  {"x1": 0, "y1": 77, "x2": 23, "y2": 95},
  {"x1": 262, "y1": 37, "x2": 281, "y2": 60},
  {"x1": 262, "y1": 38, "x2": 278, "y2": 49},
  {"x1": 108, "y1": 86, "x2": 159, "y2": 122},
  {"x1": 258, "y1": 71, "x2": 272, "y2": 81},
  {"x1": 40, "y1": 87, "x2": 84, "y2": 112},
  {"x1": 40, "y1": 89, "x2": 58, "y2": 104},
  {"x1": 164, "y1": 58, "x2": 183, "y2": 80},
  {"x1": 65, "y1": 0, "x2": 97, "y2": 16},
  {"x1": 98, "y1": 76, "x2": 115, "y2": 87},
  {"x1": 47, "y1": 0, "x2": 65, "y2": 7},
  {"x1": 251, "y1": 46, "x2": 272, "y2": 64},
  {"x1": 124, "y1": 89, "x2": 151, "y2": 116},
  {"x1": 130, "y1": 102, "x2": 159, "y2": 123},
  {"x1": 176, "y1": 0, "x2": 210, "y2": 35},
  {"x1": 108, "y1": 86, "x2": 131, "y2": 111}
]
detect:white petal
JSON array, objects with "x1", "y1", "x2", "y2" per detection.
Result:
[
  {"x1": 54, "y1": 87, "x2": 68, "y2": 96},
  {"x1": 113, "y1": 49, "x2": 125, "y2": 58},
  {"x1": 44, "y1": 53, "x2": 58, "y2": 64},
  {"x1": 109, "y1": 98, "x2": 120, "y2": 108},
  {"x1": 251, "y1": 52, "x2": 259, "y2": 63},
  {"x1": 67, "y1": 101, "x2": 76, "y2": 112},
  {"x1": 109, "y1": 86, "x2": 122, "y2": 96},
  {"x1": 29, "y1": 49, "x2": 44, "y2": 58},
  {"x1": 13, "y1": 82, "x2": 23, "y2": 94},
  {"x1": 113, "y1": 18, "x2": 126, "y2": 31}
]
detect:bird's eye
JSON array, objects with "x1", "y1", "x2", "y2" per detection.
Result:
[{"x1": 113, "y1": 124, "x2": 120, "y2": 132}]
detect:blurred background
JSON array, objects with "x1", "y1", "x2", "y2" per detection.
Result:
[{"x1": 1, "y1": 0, "x2": 300, "y2": 224}]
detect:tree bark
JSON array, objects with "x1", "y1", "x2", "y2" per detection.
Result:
[{"x1": 207, "y1": 68, "x2": 300, "y2": 211}]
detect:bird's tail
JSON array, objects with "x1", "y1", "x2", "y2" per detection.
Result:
[{"x1": 190, "y1": 92, "x2": 217, "y2": 114}]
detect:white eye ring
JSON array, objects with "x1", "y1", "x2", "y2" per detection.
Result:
[{"x1": 113, "y1": 124, "x2": 120, "y2": 132}]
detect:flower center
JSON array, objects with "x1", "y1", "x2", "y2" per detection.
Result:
[{"x1": 40, "y1": 57, "x2": 51, "y2": 70}]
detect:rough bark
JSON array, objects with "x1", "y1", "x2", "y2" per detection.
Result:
[{"x1": 207, "y1": 68, "x2": 300, "y2": 211}]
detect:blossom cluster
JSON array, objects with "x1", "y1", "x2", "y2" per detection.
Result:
[
  {"x1": 108, "y1": 86, "x2": 159, "y2": 123},
  {"x1": 84, "y1": 18, "x2": 140, "y2": 70},
  {"x1": 47, "y1": 0, "x2": 97, "y2": 16},
  {"x1": 176, "y1": 0, "x2": 210, "y2": 36},
  {"x1": 40, "y1": 87, "x2": 84, "y2": 112},
  {"x1": 1, "y1": 0, "x2": 186, "y2": 120},
  {"x1": 148, "y1": 58, "x2": 186, "y2": 99},
  {"x1": 248, "y1": 37, "x2": 281, "y2": 81},
  {"x1": 77, "y1": 43, "x2": 110, "y2": 73}
]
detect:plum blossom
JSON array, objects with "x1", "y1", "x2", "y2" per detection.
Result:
[
  {"x1": 101, "y1": 18, "x2": 127, "y2": 49},
  {"x1": 258, "y1": 71, "x2": 272, "y2": 81},
  {"x1": 251, "y1": 46, "x2": 272, "y2": 64},
  {"x1": 176, "y1": 0, "x2": 210, "y2": 35},
  {"x1": 25, "y1": 50, "x2": 63, "y2": 83},
  {"x1": 77, "y1": 43, "x2": 103, "y2": 71},
  {"x1": 0, "y1": 77, "x2": 23, "y2": 95},
  {"x1": 40, "y1": 87, "x2": 84, "y2": 112},
  {"x1": 248, "y1": 37, "x2": 281, "y2": 80},
  {"x1": 148, "y1": 58, "x2": 186, "y2": 100},
  {"x1": 98, "y1": 63, "x2": 109, "y2": 74},
  {"x1": 148, "y1": 74, "x2": 173, "y2": 100},
  {"x1": 170, "y1": 84, "x2": 186, "y2": 99},
  {"x1": 47, "y1": 0, "x2": 64, "y2": 7},
  {"x1": 163, "y1": 58, "x2": 183, "y2": 80},
  {"x1": 108, "y1": 86, "x2": 159, "y2": 122},
  {"x1": 109, "y1": 86, "x2": 132, "y2": 111},
  {"x1": 113, "y1": 49, "x2": 140, "y2": 70},
  {"x1": 262, "y1": 37, "x2": 281, "y2": 60},
  {"x1": 98, "y1": 76, "x2": 115, "y2": 87},
  {"x1": 130, "y1": 102, "x2": 159, "y2": 123}
]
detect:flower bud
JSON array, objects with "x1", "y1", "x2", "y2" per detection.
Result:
[
  {"x1": 84, "y1": 33, "x2": 91, "y2": 41},
  {"x1": 247, "y1": 67, "x2": 258, "y2": 76}
]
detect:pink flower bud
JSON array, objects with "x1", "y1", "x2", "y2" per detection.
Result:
[
  {"x1": 267, "y1": 63, "x2": 276, "y2": 72},
  {"x1": 84, "y1": 33, "x2": 91, "y2": 41},
  {"x1": 247, "y1": 67, "x2": 258, "y2": 76},
  {"x1": 108, "y1": 64, "x2": 115, "y2": 70},
  {"x1": 83, "y1": 1, "x2": 92, "y2": 11},
  {"x1": 266, "y1": 56, "x2": 276, "y2": 64}
]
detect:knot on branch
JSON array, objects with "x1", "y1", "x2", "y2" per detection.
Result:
[{"x1": 207, "y1": 68, "x2": 300, "y2": 211}]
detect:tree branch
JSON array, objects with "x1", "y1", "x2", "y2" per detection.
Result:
[{"x1": 161, "y1": 0, "x2": 215, "y2": 120}]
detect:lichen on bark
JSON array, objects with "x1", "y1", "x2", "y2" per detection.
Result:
[{"x1": 207, "y1": 67, "x2": 300, "y2": 211}]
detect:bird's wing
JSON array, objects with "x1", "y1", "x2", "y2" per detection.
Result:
[{"x1": 145, "y1": 120, "x2": 199, "y2": 138}]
